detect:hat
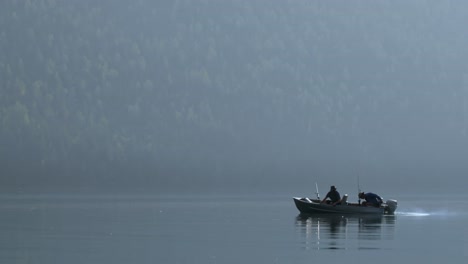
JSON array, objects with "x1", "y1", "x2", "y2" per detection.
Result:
[{"x1": 330, "y1": 186, "x2": 336, "y2": 190}]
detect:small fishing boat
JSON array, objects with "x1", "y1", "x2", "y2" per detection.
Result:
[{"x1": 293, "y1": 195, "x2": 398, "y2": 215}]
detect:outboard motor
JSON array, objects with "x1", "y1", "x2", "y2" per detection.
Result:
[{"x1": 385, "y1": 199, "x2": 398, "y2": 214}]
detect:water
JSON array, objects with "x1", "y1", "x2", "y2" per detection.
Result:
[{"x1": 1, "y1": 194, "x2": 467, "y2": 263}]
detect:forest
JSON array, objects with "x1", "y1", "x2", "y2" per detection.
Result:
[{"x1": 2, "y1": 0, "x2": 468, "y2": 194}]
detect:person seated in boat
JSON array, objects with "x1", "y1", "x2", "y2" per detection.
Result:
[
  {"x1": 321, "y1": 186, "x2": 342, "y2": 206},
  {"x1": 358, "y1": 192, "x2": 383, "y2": 207}
]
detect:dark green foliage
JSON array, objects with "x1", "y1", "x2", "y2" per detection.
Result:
[{"x1": 2, "y1": 0, "x2": 468, "y2": 193}]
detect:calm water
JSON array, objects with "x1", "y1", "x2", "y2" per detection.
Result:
[{"x1": 1, "y1": 194, "x2": 467, "y2": 263}]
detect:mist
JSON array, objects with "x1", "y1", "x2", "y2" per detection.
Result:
[{"x1": 1, "y1": 0, "x2": 468, "y2": 195}]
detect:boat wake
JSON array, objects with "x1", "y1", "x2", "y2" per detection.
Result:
[
  {"x1": 396, "y1": 210, "x2": 462, "y2": 217},
  {"x1": 396, "y1": 211, "x2": 430, "y2": 217}
]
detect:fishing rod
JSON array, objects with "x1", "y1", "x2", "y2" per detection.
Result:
[
  {"x1": 315, "y1": 182, "x2": 320, "y2": 200},
  {"x1": 357, "y1": 174, "x2": 361, "y2": 205}
]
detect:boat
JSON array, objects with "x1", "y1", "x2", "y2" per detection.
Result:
[{"x1": 293, "y1": 195, "x2": 398, "y2": 215}]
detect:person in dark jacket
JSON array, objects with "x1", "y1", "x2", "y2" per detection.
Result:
[
  {"x1": 321, "y1": 186, "x2": 342, "y2": 206},
  {"x1": 359, "y1": 192, "x2": 383, "y2": 207}
]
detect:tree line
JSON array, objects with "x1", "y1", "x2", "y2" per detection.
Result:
[{"x1": 2, "y1": 0, "x2": 468, "y2": 193}]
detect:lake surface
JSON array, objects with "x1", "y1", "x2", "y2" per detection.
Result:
[{"x1": 1, "y1": 194, "x2": 467, "y2": 263}]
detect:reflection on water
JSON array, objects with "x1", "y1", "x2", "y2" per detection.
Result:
[{"x1": 295, "y1": 213, "x2": 396, "y2": 250}]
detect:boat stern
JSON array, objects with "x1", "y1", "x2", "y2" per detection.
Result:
[{"x1": 384, "y1": 199, "x2": 398, "y2": 214}]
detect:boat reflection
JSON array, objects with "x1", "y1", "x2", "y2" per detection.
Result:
[{"x1": 295, "y1": 213, "x2": 396, "y2": 250}]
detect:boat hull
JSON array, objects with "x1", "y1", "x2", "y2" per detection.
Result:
[{"x1": 293, "y1": 197, "x2": 395, "y2": 215}]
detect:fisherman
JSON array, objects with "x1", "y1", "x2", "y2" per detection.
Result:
[
  {"x1": 321, "y1": 185, "x2": 342, "y2": 206},
  {"x1": 359, "y1": 192, "x2": 383, "y2": 207}
]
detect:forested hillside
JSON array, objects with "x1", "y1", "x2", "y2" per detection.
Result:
[{"x1": 2, "y1": 0, "x2": 468, "y2": 194}]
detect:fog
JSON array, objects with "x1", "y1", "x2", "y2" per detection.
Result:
[{"x1": 1, "y1": 0, "x2": 468, "y2": 195}]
